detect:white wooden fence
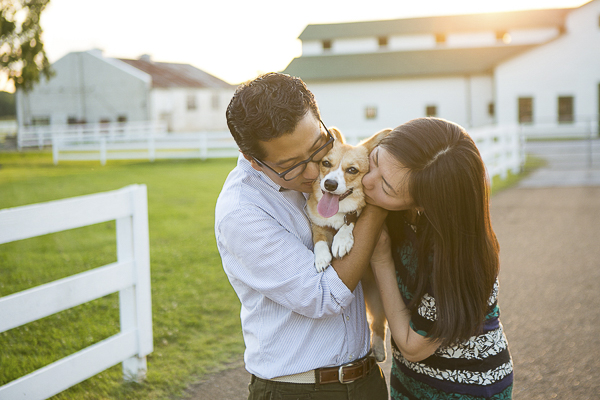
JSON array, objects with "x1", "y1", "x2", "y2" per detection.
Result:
[
  {"x1": 470, "y1": 124, "x2": 522, "y2": 181},
  {"x1": 518, "y1": 115, "x2": 599, "y2": 139},
  {"x1": 0, "y1": 119, "x2": 17, "y2": 134},
  {"x1": 0, "y1": 185, "x2": 153, "y2": 399},
  {"x1": 18, "y1": 121, "x2": 167, "y2": 150},
  {"x1": 21, "y1": 121, "x2": 523, "y2": 182},
  {"x1": 52, "y1": 131, "x2": 239, "y2": 165},
  {"x1": 345, "y1": 124, "x2": 523, "y2": 183}
]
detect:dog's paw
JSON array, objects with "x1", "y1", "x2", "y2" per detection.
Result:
[
  {"x1": 314, "y1": 241, "x2": 332, "y2": 272},
  {"x1": 332, "y1": 224, "x2": 354, "y2": 258},
  {"x1": 371, "y1": 334, "x2": 387, "y2": 362}
]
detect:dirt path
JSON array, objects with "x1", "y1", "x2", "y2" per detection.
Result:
[{"x1": 185, "y1": 186, "x2": 600, "y2": 399}]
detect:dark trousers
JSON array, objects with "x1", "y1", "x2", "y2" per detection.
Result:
[{"x1": 248, "y1": 364, "x2": 388, "y2": 400}]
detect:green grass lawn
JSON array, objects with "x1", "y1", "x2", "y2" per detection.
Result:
[
  {"x1": 0, "y1": 152, "x2": 244, "y2": 399},
  {"x1": 0, "y1": 151, "x2": 539, "y2": 399}
]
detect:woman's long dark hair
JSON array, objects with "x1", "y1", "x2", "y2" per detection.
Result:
[{"x1": 381, "y1": 117, "x2": 500, "y2": 346}]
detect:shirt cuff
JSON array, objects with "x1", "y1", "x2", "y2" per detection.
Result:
[{"x1": 323, "y1": 266, "x2": 355, "y2": 309}]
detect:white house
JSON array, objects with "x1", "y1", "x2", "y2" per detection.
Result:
[
  {"x1": 16, "y1": 49, "x2": 235, "y2": 132},
  {"x1": 282, "y1": 0, "x2": 600, "y2": 138}
]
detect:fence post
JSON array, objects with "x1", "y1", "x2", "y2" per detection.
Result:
[
  {"x1": 200, "y1": 133, "x2": 208, "y2": 160},
  {"x1": 148, "y1": 134, "x2": 156, "y2": 162},
  {"x1": 52, "y1": 134, "x2": 59, "y2": 165},
  {"x1": 499, "y1": 129, "x2": 508, "y2": 180},
  {"x1": 510, "y1": 125, "x2": 521, "y2": 175},
  {"x1": 100, "y1": 137, "x2": 107, "y2": 166},
  {"x1": 588, "y1": 117, "x2": 593, "y2": 168},
  {"x1": 115, "y1": 185, "x2": 152, "y2": 382},
  {"x1": 134, "y1": 185, "x2": 153, "y2": 379}
]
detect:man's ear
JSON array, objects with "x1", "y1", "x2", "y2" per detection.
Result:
[{"x1": 242, "y1": 152, "x2": 263, "y2": 172}]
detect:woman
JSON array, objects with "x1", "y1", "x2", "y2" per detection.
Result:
[{"x1": 362, "y1": 118, "x2": 513, "y2": 399}]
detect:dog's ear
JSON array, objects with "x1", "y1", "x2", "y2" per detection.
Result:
[
  {"x1": 329, "y1": 127, "x2": 346, "y2": 144},
  {"x1": 359, "y1": 128, "x2": 391, "y2": 153}
]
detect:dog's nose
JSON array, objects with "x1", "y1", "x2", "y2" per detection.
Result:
[{"x1": 324, "y1": 179, "x2": 338, "y2": 192}]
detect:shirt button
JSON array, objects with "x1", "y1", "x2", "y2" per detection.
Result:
[
  {"x1": 349, "y1": 354, "x2": 354, "y2": 360},
  {"x1": 346, "y1": 316, "x2": 350, "y2": 321}
]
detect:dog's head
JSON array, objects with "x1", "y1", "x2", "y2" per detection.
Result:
[{"x1": 313, "y1": 127, "x2": 391, "y2": 218}]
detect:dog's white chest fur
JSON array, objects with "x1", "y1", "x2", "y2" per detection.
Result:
[{"x1": 311, "y1": 210, "x2": 361, "y2": 272}]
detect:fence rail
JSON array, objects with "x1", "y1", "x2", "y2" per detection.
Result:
[
  {"x1": 0, "y1": 119, "x2": 17, "y2": 135},
  {"x1": 518, "y1": 115, "x2": 599, "y2": 139},
  {"x1": 20, "y1": 121, "x2": 523, "y2": 183},
  {"x1": 18, "y1": 121, "x2": 167, "y2": 150},
  {"x1": 52, "y1": 131, "x2": 238, "y2": 165},
  {"x1": 0, "y1": 185, "x2": 153, "y2": 399},
  {"x1": 344, "y1": 124, "x2": 522, "y2": 183}
]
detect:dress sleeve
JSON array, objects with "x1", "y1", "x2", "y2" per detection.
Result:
[{"x1": 409, "y1": 293, "x2": 437, "y2": 337}]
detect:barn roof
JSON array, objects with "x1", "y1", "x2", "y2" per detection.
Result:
[
  {"x1": 118, "y1": 57, "x2": 233, "y2": 89},
  {"x1": 298, "y1": 8, "x2": 573, "y2": 41},
  {"x1": 283, "y1": 44, "x2": 539, "y2": 81},
  {"x1": 284, "y1": 6, "x2": 577, "y2": 81}
]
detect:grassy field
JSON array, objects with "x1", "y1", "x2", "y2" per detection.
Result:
[
  {"x1": 0, "y1": 152, "x2": 244, "y2": 399},
  {"x1": 0, "y1": 151, "x2": 535, "y2": 399}
]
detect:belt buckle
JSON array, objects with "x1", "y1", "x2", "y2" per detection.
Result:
[{"x1": 338, "y1": 363, "x2": 355, "y2": 384}]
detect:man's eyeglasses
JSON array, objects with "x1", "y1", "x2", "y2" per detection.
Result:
[{"x1": 252, "y1": 120, "x2": 335, "y2": 181}]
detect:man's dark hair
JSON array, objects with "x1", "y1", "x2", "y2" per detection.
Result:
[{"x1": 226, "y1": 72, "x2": 321, "y2": 159}]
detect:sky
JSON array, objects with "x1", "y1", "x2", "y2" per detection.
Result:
[{"x1": 1, "y1": 0, "x2": 591, "y2": 91}]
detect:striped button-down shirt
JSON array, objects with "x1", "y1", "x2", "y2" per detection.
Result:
[{"x1": 215, "y1": 155, "x2": 370, "y2": 379}]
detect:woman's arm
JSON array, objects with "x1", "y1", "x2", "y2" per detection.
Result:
[
  {"x1": 370, "y1": 227, "x2": 441, "y2": 362},
  {"x1": 331, "y1": 204, "x2": 388, "y2": 291}
]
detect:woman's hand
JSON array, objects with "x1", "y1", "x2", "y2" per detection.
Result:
[{"x1": 368, "y1": 224, "x2": 442, "y2": 362}]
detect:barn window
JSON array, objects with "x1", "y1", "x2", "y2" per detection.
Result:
[
  {"x1": 426, "y1": 105, "x2": 437, "y2": 117},
  {"x1": 322, "y1": 40, "x2": 332, "y2": 51},
  {"x1": 378, "y1": 37, "x2": 388, "y2": 48},
  {"x1": 187, "y1": 94, "x2": 197, "y2": 111},
  {"x1": 488, "y1": 102, "x2": 495, "y2": 117},
  {"x1": 365, "y1": 106, "x2": 377, "y2": 120},
  {"x1": 32, "y1": 116, "x2": 50, "y2": 126},
  {"x1": 558, "y1": 96, "x2": 574, "y2": 123},
  {"x1": 435, "y1": 34, "x2": 446, "y2": 44},
  {"x1": 518, "y1": 97, "x2": 533, "y2": 124}
]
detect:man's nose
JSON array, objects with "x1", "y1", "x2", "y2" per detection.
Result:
[{"x1": 303, "y1": 161, "x2": 319, "y2": 180}]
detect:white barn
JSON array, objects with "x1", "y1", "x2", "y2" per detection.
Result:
[
  {"x1": 282, "y1": 0, "x2": 600, "y2": 138},
  {"x1": 16, "y1": 49, "x2": 235, "y2": 132}
]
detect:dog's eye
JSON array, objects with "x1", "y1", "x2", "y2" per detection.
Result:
[
  {"x1": 346, "y1": 167, "x2": 359, "y2": 174},
  {"x1": 322, "y1": 160, "x2": 332, "y2": 168}
]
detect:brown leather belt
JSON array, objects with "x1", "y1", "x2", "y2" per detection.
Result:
[{"x1": 317, "y1": 355, "x2": 377, "y2": 384}]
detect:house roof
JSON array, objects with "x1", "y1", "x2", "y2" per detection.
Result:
[
  {"x1": 282, "y1": 44, "x2": 539, "y2": 81},
  {"x1": 118, "y1": 58, "x2": 234, "y2": 89},
  {"x1": 299, "y1": 8, "x2": 574, "y2": 41}
]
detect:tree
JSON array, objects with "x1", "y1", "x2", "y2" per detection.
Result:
[
  {"x1": 1, "y1": 0, "x2": 53, "y2": 92},
  {"x1": 0, "y1": 91, "x2": 16, "y2": 116}
]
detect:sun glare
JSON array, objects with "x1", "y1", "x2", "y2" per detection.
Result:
[{"x1": 406, "y1": 0, "x2": 589, "y2": 17}]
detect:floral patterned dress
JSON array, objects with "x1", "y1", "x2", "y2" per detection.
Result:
[{"x1": 388, "y1": 213, "x2": 513, "y2": 400}]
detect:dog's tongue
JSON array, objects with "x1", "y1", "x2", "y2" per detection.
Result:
[{"x1": 318, "y1": 192, "x2": 340, "y2": 218}]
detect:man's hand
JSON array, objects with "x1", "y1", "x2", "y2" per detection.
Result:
[{"x1": 370, "y1": 224, "x2": 393, "y2": 271}]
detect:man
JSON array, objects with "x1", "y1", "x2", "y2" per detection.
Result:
[{"x1": 215, "y1": 72, "x2": 388, "y2": 399}]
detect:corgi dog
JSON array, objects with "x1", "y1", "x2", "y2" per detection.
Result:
[{"x1": 306, "y1": 126, "x2": 390, "y2": 362}]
